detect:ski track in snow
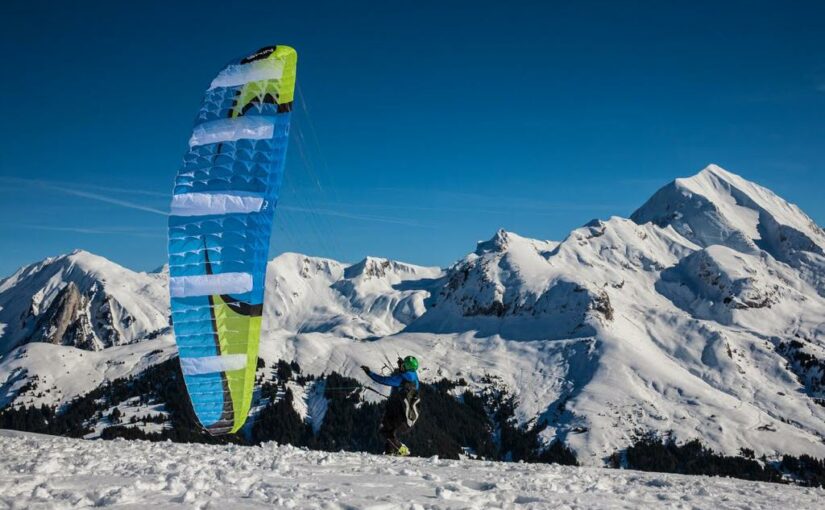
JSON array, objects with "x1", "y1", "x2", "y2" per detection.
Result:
[{"x1": 0, "y1": 430, "x2": 822, "y2": 510}]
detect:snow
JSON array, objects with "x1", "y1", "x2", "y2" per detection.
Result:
[
  {"x1": 1, "y1": 430, "x2": 822, "y2": 509},
  {"x1": 632, "y1": 164, "x2": 825, "y2": 294},
  {"x1": 2, "y1": 164, "x2": 825, "y2": 467},
  {"x1": 263, "y1": 253, "x2": 442, "y2": 339},
  {"x1": 0, "y1": 339, "x2": 175, "y2": 410},
  {"x1": 683, "y1": 165, "x2": 822, "y2": 243}
]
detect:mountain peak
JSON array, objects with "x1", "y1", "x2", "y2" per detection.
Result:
[
  {"x1": 474, "y1": 229, "x2": 558, "y2": 257},
  {"x1": 344, "y1": 256, "x2": 394, "y2": 279},
  {"x1": 696, "y1": 163, "x2": 730, "y2": 178},
  {"x1": 634, "y1": 164, "x2": 819, "y2": 237},
  {"x1": 63, "y1": 249, "x2": 111, "y2": 267},
  {"x1": 343, "y1": 256, "x2": 440, "y2": 281},
  {"x1": 673, "y1": 164, "x2": 757, "y2": 198},
  {"x1": 632, "y1": 164, "x2": 825, "y2": 294},
  {"x1": 475, "y1": 229, "x2": 511, "y2": 255}
]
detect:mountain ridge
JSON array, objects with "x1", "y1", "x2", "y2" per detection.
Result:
[{"x1": 1, "y1": 164, "x2": 824, "y2": 465}]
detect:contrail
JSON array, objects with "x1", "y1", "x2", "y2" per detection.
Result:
[
  {"x1": 18, "y1": 224, "x2": 165, "y2": 238},
  {"x1": 57, "y1": 188, "x2": 168, "y2": 216},
  {"x1": 2, "y1": 177, "x2": 168, "y2": 215},
  {"x1": 5, "y1": 176, "x2": 436, "y2": 226}
]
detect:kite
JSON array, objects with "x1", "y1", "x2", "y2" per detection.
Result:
[{"x1": 167, "y1": 45, "x2": 297, "y2": 434}]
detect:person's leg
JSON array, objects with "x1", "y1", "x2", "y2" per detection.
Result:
[
  {"x1": 379, "y1": 410, "x2": 401, "y2": 453},
  {"x1": 380, "y1": 398, "x2": 405, "y2": 453},
  {"x1": 394, "y1": 423, "x2": 410, "y2": 455},
  {"x1": 386, "y1": 426, "x2": 403, "y2": 453},
  {"x1": 379, "y1": 422, "x2": 397, "y2": 453}
]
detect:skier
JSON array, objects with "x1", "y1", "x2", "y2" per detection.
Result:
[{"x1": 361, "y1": 355, "x2": 421, "y2": 456}]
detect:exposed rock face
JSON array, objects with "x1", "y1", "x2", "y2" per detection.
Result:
[
  {"x1": 27, "y1": 281, "x2": 141, "y2": 351},
  {"x1": 31, "y1": 282, "x2": 95, "y2": 349}
]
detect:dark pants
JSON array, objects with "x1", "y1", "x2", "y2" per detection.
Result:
[{"x1": 379, "y1": 396, "x2": 410, "y2": 453}]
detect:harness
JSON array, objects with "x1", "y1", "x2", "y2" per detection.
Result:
[{"x1": 399, "y1": 379, "x2": 421, "y2": 427}]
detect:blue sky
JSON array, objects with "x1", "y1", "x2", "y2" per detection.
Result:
[{"x1": 1, "y1": 1, "x2": 823, "y2": 276}]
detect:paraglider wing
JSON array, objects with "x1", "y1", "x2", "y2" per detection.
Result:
[{"x1": 168, "y1": 46, "x2": 297, "y2": 434}]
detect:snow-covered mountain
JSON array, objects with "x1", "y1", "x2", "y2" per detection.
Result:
[
  {"x1": 0, "y1": 250, "x2": 169, "y2": 353},
  {"x1": 0, "y1": 251, "x2": 172, "y2": 408},
  {"x1": 632, "y1": 164, "x2": 825, "y2": 296},
  {"x1": 1, "y1": 164, "x2": 824, "y2": 466},
  {"x1": 263, "y1": 253, "x2": 443, "y2": 339}
]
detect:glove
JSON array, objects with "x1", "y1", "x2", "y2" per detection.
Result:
[{"x1": 361, "y1": 365, "x2": 371, "y2": 375}]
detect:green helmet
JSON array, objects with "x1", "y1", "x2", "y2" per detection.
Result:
[{"x1": 402, "y1": 355, "x2": 419, "y2": 371}]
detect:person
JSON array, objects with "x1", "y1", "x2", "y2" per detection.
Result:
[{"x1": 361, "y1": 355, "x2": 421, "y2": 456}]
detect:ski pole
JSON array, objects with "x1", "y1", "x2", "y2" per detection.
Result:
[{"x1": 363, "y1": 386, "x2": 390, "y2": 398}]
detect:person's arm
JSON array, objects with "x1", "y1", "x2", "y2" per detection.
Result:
[{"x1": 361, "y1": 366, "x2": 403, "y2": 387}]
